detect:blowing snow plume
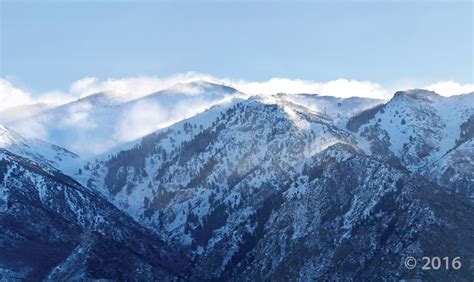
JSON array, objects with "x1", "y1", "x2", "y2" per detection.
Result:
[{"x1": 9, "y1": 80, "x2": 241, "y2": 156}]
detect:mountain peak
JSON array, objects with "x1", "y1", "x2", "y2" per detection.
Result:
[
  {"x1": 165, "y1": 80, "x2": 240, "y2": 96},
  {"x1": 393, "y1": 89, "x2": 441, "y2": 102}
]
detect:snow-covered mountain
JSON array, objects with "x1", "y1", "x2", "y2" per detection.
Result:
[
  {"x1": 229, "y1": 152, "x2": 473, "y2": 280},
  {"x1": 83, "y1": 95, "x2": 355, "y2": 235},
  {"x1": 350, "y1": 89, "x2": 474, "y2": 197},
  {"x1": 0, "y1": 147, "x2": 189, "y2": 280},
  {"x1": 1, "y1": 84, "x2": 473, "y2": 280},
  {"x1": 78, "y1": 90, "x2": 473, "y2": 280},
  {"x1": 8, "y1": 81, "x2": 244, "y2": 155}
]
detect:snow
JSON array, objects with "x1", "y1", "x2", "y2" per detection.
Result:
[
  {"x1": 0, "y1": 124, "x2": 25, "y2": 147},
  {"x1": 357, "y1": 90, "x2": 474, "y2": 171},
  {"x1": 1, "y1": 84, "x2": 473, "y2": 280},
  {"x1": 280, "y1": 93, "x2": 384, "y2": 126},
  {"x1": 7, "y1": 81, "x2": 245, "y2": 156},
  {"x1": 0, "y1": 164, "x2": 12, "y2": 212},
  {"x1": 76, "y1": 90, "x2": 365, "y2": 250},
  {"x1": 0, "y1": 125, "x2": 79, "y2": 174}
]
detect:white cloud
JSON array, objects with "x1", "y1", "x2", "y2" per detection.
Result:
[
  {"x1": 36, "y1": 91, "x2": 79, "y2": 105},
  {"x1": 228, "y1": 77, "x2": 391, "y2": 99},
  {"x1": 0, "y1": 79, "x2": 79, "y2": 114},
  {"x1": 424, "y1": 81, "x2": 474, "y2": 97},
  {"x1": 60, "y1": 102, "x2": 96, "y2": 129},
  {"x1": 2, "y1": 74, "x2": 473, "y2": 156},
  {"x1": 11, "y1": 117, "x2": 50, "y2": 141},
  {"x1": 70, "y1": 77, "x2": 98, "y2": 94},
  {"x1": 0, "y1": 78, "x2": 33, "y2": 112},
  {"x1": 68, "y1": 72, "x2": 218, "y2": 100},
  {"x1": 115, "y1": 100, "x2": 167, "y2": 142},
  {"x1": 3, "y1": 75, "x2": 473, "y2": 114},
  {"x1": 115, "y1": 94, "x2": 232, "y2": 143},
  {"x1": 63, "y1": 75, "x2": 393, "y2": 100},
  {"x1": 62, "y1": 75, "x2": 474, "y2": 101},
  {"x1": 169, "y1": 83, "x2": 205, "y2": 95}
]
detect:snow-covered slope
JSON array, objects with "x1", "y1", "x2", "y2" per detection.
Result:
[
  {"x1": 2, "y1": 86, "x2": 473, "y2": 280},
  {"x1": 229, "y1": 153, "x2": 474, "y2": 281},
  {"x1": 9, "y1": 81, "x2": 244, "y2": 155},
  {"x1": 78, "y1": 91, "x2": 474, "y2": 279},
  {"x1": 347, "y1": 90, "x2": 474, "y2": 200},
  {"x1": 0, "y1": 124, "x2": 79, "y2": 172},
  {"x1": 0, "y1": 148, "x2": 188, "y2": 280},
  {"x1": 427, "y1": 138, "x2": 474, "y2": 198},
  {"x1": 82, "y1": 95, "x2": 354, "y2": 238},
  {"x1": 352, "y1": 90, "x2": 473, "y2": 170},
  {"x1": 280, "y1": 93, "x2": 384, "y2": 126}
]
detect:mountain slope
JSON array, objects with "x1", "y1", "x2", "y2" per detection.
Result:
[
  {"x1": 9, "y1": 81, "x2": 243, "y2": 155},
  {"x1": 229, "y1": 154, "x2": 474, "y2": 280},
  {"x1": 0, "y1": 148, "x2": 189, "y2": 280},
  {"x1": 80, "y1": 92, "x2": 474, "y2": 279},
  {"x1": 350, "y1": 90, "x2": 474, "y2": 197},
  {"x1": 0, "y1": 125, "x2": 79, "y2": 172},
  {"x1": 352, "y1": 90, "x2": 473, "y2": 169},
  {"x1": 280, "y1": 93, "x2": 384, "y2": 126},
  {"x1": 82, "y1": 94, "x2": 354, "y2": 239},
  {"x1": 3, "y1": 88, "x2": 473, "y2": 280},
  {"x1": 426, "y1": 138, "x2": 474, "y2": 198}
]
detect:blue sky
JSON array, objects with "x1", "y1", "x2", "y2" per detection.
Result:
[{"x1": 0, "y1": 0, "x2": 473, "y2": 95}]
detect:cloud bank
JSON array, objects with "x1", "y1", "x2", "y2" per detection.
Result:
[
  {"x1": 229, "y1": 78, "x2": 390, "y2": 99},
  {"x1": 0, "y1": 79, "x2": 34, "y2": 112},
  {"x1": 69, "y1": 73, "x2": 218, "y2": 100},
  {"x1": 424, "y1": 81, "x2": 474, "y2": 97},
  {"x1": 0, "y1": 78, "x2": 79, "y2": 113},
  {"x1": 1, "y1": 74, "x2": 472, "y2": 156},
  {"x1": 2, "y1": 74, "x2": 473, "y2": 115},
  {"x1": 64, "y1": 75, "x2": 474, "y2": 100},
  {"x1": 58, "y1": 75, "x2": 393, "y2": 100}
]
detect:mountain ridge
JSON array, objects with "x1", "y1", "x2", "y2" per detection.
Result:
[
  {"x1": 7, "y1": 81, "x2": 244, "y2": 155},
  {"x1": 1, "y1": 86, "x2": 473, "y2": 280}
]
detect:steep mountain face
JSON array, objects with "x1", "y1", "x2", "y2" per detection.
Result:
[
  {"x1": 426, "y1": 113, "x2": 474, "y2": 198},
  {"x1": 9, "y1": 81, "x2": 243, "y2": 155},
  {"x1": 229, "y1": 154, "x2": 474, "y2": 281},
  {"x1": 426, "y1": 138, "x2": 474, "y2": 198},
  {"x1": 80, "y1": 91, "x2": 474, "y2": 280},
  {"x1": 350, "y1": 90, "x2": 474, "y2": 197},
  {"x1": 82, "y1": 96, "x2": 355, "y2": 269},
  {"x1": 0, "y1": 148, "x2": 188, "y2": 280}
]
